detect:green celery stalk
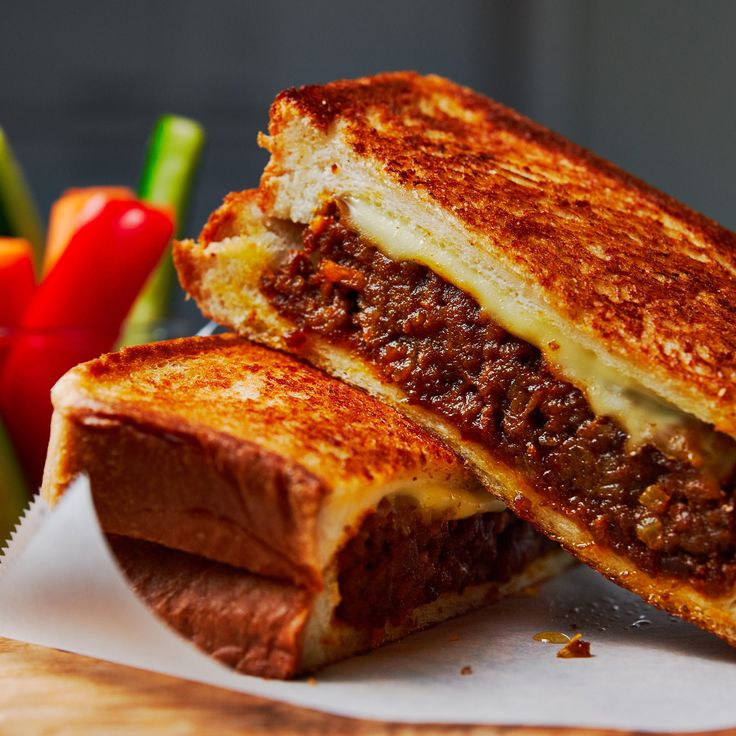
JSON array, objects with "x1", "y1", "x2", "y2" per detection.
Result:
[
  {"x1": 122, "y1": 115, "x2": 205, "y2": 345},
  {"x1": 138, "y1": 115, "x2": 206, "y2": 235},
  {"x1": 0, "y1": 416, "x2": 29, "y2": 544},
  {"x1": 0, "y1": 128, "x2": 45, "y2": 273}
]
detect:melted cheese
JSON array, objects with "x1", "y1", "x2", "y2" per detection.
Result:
[
  {"x1": 318, "y1": 478, "x2": 504, "y2": 567},
  {"x1": 344, "y1": 196, "x2": 725, "y2": 457},
  {"x1": 396, "y1": 482, "x2": 504, "y2": 518}
]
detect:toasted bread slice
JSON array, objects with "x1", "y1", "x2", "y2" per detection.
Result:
[
  {"x1": 256, "y1": 71, "x2": 736, "y2": 440},
  {"x1": 174, "y1": 157, "x2": 736, "y2": 647},
  {"x1": 43, "y1": 335, "x2": 568, "y2": 677}
]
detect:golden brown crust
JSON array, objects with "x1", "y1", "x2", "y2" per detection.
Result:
[
  {"x1": 173, "y1": 237, "x2": 212, "y2": 309},
  {"x1": 199, "y1": 190, "x2": 263, "y2": 244},
  {"x1": 263, "y1": 71, "x2": 736, "y2": 435},
  {"x1": 63, "y1": 334, "x2": 458, "y2": 486}
]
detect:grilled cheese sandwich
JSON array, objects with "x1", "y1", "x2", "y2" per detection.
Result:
[{"x1": 42, "y1": 334, "x2": 566, "y2": 677}]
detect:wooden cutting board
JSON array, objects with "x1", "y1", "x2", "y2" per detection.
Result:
[{"x1": 0, "y1": 637, "x2": 732, "y2": 736}]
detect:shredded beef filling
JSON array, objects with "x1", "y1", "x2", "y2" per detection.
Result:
[
  {"x1": 262, "y1": 205, "x2": 736, "y2": 592},
  {"x1": 336, "y1": 497, "x2": 549, "y2": 630}
]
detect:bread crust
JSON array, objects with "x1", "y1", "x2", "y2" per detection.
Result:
[
  {"x1": 48, "y1": 412, "x2": 326, "y2": 587},
  {"x1": 110, "y1": 535, "x2": 313, "y2": 679},
  {"x1": 260, "y1": 72, "x2": 736, "y2": 436}
]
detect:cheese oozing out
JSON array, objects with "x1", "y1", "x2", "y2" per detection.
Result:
[{"x1": 343, "y1": 196, "x2": 734, "y2": 473}]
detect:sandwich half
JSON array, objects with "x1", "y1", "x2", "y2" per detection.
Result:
[
  {"x1": 174, "y1": 72, "x2": 736, "y2": 644},
  {"x1": 42, "y1": 334, "x2": 567, "y2": 677}
]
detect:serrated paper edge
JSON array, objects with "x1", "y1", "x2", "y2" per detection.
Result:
[{"x1": 0, "y1": 494, "x2": 50, "y2": 582}]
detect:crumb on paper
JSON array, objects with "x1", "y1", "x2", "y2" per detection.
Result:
[
  {"x1": 306, "y1": 677, "x2": 318, "y2": 686},
  {"x1": 460, "y1": 665, "x2": 473, "y2": 676},
  {"x1": 556, "y1": 633, "x2": 592, "y2": 658},
  {"x1": 449, "y1": 634, "x2": 460, "y2": 642}
]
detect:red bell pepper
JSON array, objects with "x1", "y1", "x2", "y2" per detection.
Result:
[
  {"x1": 0, "y1": 198, "x2": 173, "y2": 488},
  {"x1": 0, "y1": 238, "x2": 35, "y2": 379},
  {"x1": 44, "y1": 186, "x2": 134, "y2": 275}
]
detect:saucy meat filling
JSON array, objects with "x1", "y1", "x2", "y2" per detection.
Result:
[
  {"x1": 262, "y1": 204, "x2": 736, "y2": 592},
  {"x1": 336, "y1": 496, "x2": 550, "y2": 630}
]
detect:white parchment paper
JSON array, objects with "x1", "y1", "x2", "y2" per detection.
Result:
[{"x1": 1, "y1": 476, "x2": 735, "y2": 731}]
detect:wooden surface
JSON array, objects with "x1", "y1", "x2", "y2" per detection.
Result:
[{"x1": 0, "y1": 637, "x2": 733, "y2": 736}]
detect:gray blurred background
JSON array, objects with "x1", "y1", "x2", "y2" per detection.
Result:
[{"x1": 2, "y1": 0, "x2": 734, "y2": 274}]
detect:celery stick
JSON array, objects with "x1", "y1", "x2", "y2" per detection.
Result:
[
  {"x1": 122, "y1": 116, "x2": 205, "y2": 345},
  {"x1": 0, "y1": 128, "x2": 45, "y2": 273},
  {"x1": 0, "y1": 416, "x2": 29, "y2": 544},
  {"x1": 138, "y1": 115, "x2": 206, "y2": 235}
]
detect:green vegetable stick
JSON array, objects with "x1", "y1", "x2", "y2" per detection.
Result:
[
  {"x1": 0, "y1": 415, "x2": 29, "y2": 544},
  {"x1": 0, "y1": 128, "x2": 45, "y2": 273},
  {"x1": 122, "y1": 115, "x2": 205, "y2": 345}
]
